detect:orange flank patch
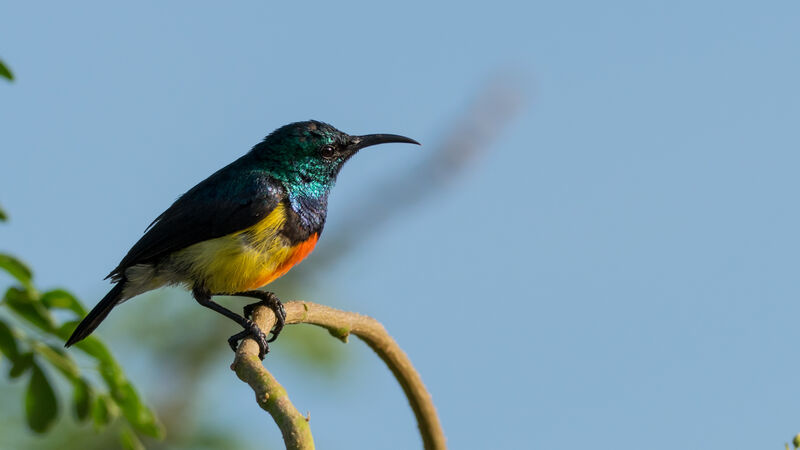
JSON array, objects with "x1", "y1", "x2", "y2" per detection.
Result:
[{"x1": 246, "y1": 233, "x2": 319, "y2": 290}]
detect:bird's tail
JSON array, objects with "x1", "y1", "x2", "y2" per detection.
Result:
[{"x1": 65, "y1": 282, "x2": 124, "y2": 347}]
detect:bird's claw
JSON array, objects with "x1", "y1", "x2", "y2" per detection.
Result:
[
  {"x1": 243, "y1": 293, "x2": 286, "y2": 343},
  {"x1": 228, "y1": 319, "x2": 270, "y2": 360}
]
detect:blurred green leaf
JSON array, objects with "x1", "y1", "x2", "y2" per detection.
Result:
[
  {"x1": 100, "y1": 362, "x2": 163, "y2": 438},
  {"x1": 72, "y1": 378, "x2": 93, "y2": 421},
  {"x1": 9, "y1": 351, "x2": 34, "y2": 378},
  {"x1": 33, "y1": 343, "x2": 80, "y2": 380},
  {"x1": 0, "y1": 59, "x2": 13, "y2": 81},
  {"x1": 41, "y1": 289, "x2": 87, "y2": 316},
  {"x1": 25, "y1": 362, "x2": 59, "y2": 433},
  {"x1": 59, "y1": 318, "x2": 162, "y2": 436},
  {"x1": 5, "y1": 287, "x2": 55, "y2": 333},
  {"x1": 91, "y1": 394, "x2": 117, "y2": 429},
  {"x1": 99, "y1": 360, "x2": 125, "y2": 394},
  {"x1": 0, "y1": 254, "x2": 34, "y2": 290},
  {"x1": 120, "y1": 426, "x2": 145, "y2": 450},
  {"x1": 0, "y1": 205, "x2": 7, "y2": 221},
  {"x1": 58, "y1": 321, "x2": 116, "y2": 365},
  {"x1": 0, "y1": 319, "x2": 20, "y2": 361},
  {"x1": 75, "y1": 336, "x2": 115, "y2": 363}
]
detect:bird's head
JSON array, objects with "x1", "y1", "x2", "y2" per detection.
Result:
[{"x1": 252, "y1": 120, "x2": 419, "y2": 194}]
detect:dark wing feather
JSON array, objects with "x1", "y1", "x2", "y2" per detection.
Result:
[{"x1": 107, "y1": 159, "x2": 282, "y2": 281}]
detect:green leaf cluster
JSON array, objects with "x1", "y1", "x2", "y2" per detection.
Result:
[{"x1": 0, "y1": 208, "x2": 162, "y2": 448}]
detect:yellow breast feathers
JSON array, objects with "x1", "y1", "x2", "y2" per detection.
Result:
[{"x1": 170, "y1": 203, "x2": 318, "y2": 294}]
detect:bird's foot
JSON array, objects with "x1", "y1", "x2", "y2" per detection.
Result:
[
  {"x1": 228, "y1": 319, "x2": 270, "y2": 360},
  {"x1": 242, "y1": 292, "x2": 286, "y2": 343}
]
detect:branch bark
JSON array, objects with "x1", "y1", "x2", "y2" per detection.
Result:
[
  {"x1": 231, "y1": 300, "x2": 446, "y2": 450},
  {"x1": 231, "y1": 303, "x2": 314, "y2": 449}
]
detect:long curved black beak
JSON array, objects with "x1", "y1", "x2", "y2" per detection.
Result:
[{"x1": 348, "y1": 133, "x2": 420, "y2": 152}]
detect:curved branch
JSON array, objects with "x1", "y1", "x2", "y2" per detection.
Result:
[
  {"x1": 286, "y1": 301, "x2": 447, "y2": 450},
  {"x1": 231, "y1": 305, "x2": 314, "y2": 450},
  {"x1": 232, "y1": 300, "x2": 446, "y2": 450}
]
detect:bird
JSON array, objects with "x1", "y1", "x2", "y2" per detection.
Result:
[{"x1": 65, "y1": 120, "x2": 419, "y2": 359}]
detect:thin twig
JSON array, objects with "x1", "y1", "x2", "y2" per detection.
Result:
[{"x1": 232, "y1": 301, "x2": 446, "y2": 450}]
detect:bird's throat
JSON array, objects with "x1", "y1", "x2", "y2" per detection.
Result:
[{"x1": 286, "y1": 182, "x2": 329, "y2": 232}]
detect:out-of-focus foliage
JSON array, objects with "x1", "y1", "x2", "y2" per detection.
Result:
[
  {"x1": 0, "y1": 59, "x2": 12, "y2": 81},
  {"x1": 0, "y1": 208, "x2": 162, "y2": 448}
]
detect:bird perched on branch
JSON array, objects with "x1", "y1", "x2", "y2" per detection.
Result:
[{"x1": 65, "y1": 121, "x2": 419, "y2": 358}]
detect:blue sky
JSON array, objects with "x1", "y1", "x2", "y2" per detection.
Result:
[{"x1": 2, "y1": 1, "x2": 800, "y2": 449}]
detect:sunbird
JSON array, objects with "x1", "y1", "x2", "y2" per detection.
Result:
[{"x1": 65, "y1": 121, "x2": 419, "y2": 358}]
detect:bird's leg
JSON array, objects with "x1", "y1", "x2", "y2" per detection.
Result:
[
  {"x1": 192, "y1": 288, "x2": 270, "y2": 359},
  {"x1": 231, "y1": 291, "x2": 286, "y2": 343}
]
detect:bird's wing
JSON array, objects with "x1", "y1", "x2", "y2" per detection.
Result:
[{"x1": 107, "y1": 164, "x2": 281, "y2": 281}]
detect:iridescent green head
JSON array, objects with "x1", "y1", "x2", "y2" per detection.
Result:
[{"x1": 251, "y1": 120, "x2": 419, "y2": 194}]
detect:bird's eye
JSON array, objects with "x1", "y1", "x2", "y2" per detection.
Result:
[{"x1": 320, "y1": 145, "x2": 336, "y2": 159}]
